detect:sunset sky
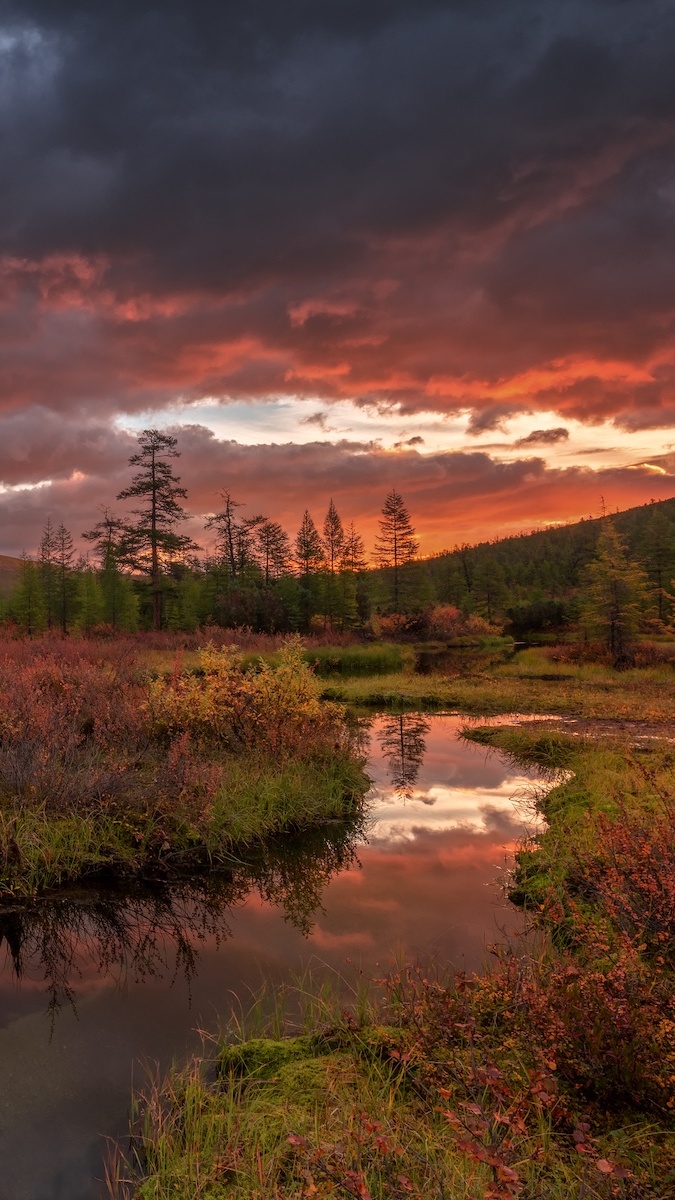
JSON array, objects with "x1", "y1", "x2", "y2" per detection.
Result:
[{"x1": 2, "y1": 0, "x2": 675, "y2": 557}]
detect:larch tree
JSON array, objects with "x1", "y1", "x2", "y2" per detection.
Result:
[
  {"x1": 117, "y1": 429, "x2": 195, "y2": 630},
  {"x1": 294, "y1": 510, "x2": 325, "y2": 577},
  {"x1": 55, "y1": 523, "x2": 75, "y2": 634},
  {"x1": 582, "y1": 520, "x2": 652, "y2": 664},
  {"x1": 10, "y1": 554, "x2": 46, "y2": 635},
  {"x1": 206, "y1": 491, "x2": 245, "y2": 577},
  {"x1": 643, "y1": 508, "x2": 675, "y2": 623},
  {"x1": 339, "y1": 520, "x2": 368, "y2": 629},
  {"x1": 340, "y1": 521, "x2": 367, "y2": 574},
  {"x1": 322, "y1": 499, "x2": 345, "y2": 627},
  {"x1": 250, "y1": 518, "x2": 291, "y2": 584},
  {"x1": 374, "y1": 489, "x2": 419, "y2": 612},
  {"x1": 82, "y1": 507, "x2": 138, "y2": 630},
  {"x1": 39, "y1": 517, "x2": 58, "y2": 629}
]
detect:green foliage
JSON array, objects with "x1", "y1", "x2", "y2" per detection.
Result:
[
  {"x1": 7, "y1": 556, "x2": 46, "y2": 634},
  {"x1": 580, "y1": 521, "x2": 652, "y2": 662}
]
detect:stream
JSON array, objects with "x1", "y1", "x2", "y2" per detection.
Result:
[{"x1": 0, "y1": 714, "x2": 542, "y2": 1200}]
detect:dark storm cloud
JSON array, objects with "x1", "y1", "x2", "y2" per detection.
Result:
[
  {"x1": 1, "y1": 1, "x2": 675, "y2": 428},
  {"x1": 516, "y1": 427, "x2": 569, "y2": 446}
]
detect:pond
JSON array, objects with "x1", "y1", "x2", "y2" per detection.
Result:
[{"x1": 0, "y1": 715, "x2": 542, "y2": 1200}]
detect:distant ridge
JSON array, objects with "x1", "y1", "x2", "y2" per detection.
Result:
[{"x1": 426, "y1": 495, "x2": 675, "y2": 562}]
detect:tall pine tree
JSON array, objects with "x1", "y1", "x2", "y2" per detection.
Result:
[{"x1": 117, "y1": 429, "x2": 195, "y2": 629}]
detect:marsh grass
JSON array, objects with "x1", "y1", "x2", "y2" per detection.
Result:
[
  {"x1": 323, "y1": 646, "x2": 675, "y2": 721},
  {"x1": 237, "y1": 642, "x2": 412, "y2": 677},
  {"x1": 106, "y1": 956, "x2": 675, "y2": 1200}
]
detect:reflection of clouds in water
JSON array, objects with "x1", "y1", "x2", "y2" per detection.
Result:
[{"x1": 367, "y1": 777, "x2": 535, "y2": 844}]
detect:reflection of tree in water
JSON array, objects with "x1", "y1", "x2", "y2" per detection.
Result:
[
  {"x1": 378, "y1": 714, "x2": 431, "y2": 801},
  {"x1": 0, "y1": 815, "x2": 364, "y2": 1023}
]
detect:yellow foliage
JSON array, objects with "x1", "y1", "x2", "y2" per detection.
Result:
[{"x1": 146, "y1": 637, "x2": 345, "y2": 757}]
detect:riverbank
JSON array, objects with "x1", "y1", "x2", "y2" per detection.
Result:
[
  {"x1": 0, "y1": 638, "x2": 368, "y2": 899},
  {"x1": 108, "y1": 723, "x2": 675, "y2": 1199},
  {"x1": 323, "y1": 646, "x2": 675, "y2": 726}
]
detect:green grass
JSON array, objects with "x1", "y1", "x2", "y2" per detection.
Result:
[
  {"x1": 323, "y1": 647, "x2": 675, "y2": 721},
  {"x1": 0, "y1": 751, "x2": 370, "y2": 899},
  {"x1": 108, "y1": 973, "x2": 675, "y2": 1200},
  {"x1": 463, "y1": 723, "x2": 675, "y2": 908},
  {"x1": 238, "y1": 642, "x2": 412, "y2": 677}
]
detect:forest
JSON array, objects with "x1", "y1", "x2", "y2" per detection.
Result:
[{"x1": 2, "y1": 427, "x2": 674, "y2": 650}]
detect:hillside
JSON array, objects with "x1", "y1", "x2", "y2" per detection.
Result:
[
  {"x1": 387, "y1": 495, "x2": 675, "y2": 632},
  {"x1": 0, "y1": 555, "x2": 22, "y2": 598}
]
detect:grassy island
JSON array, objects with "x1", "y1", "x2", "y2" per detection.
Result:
[{"x1": 0, "y1": 637, "x2": 368, "y2": 899}]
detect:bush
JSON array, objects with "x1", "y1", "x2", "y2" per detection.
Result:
[{"x1": 146, "y1": 637, "x2": 347, "y2": 757}]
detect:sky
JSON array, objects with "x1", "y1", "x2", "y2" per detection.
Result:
[{"x1": 1, "y1": 0, "x2": 675, "y2": 557}]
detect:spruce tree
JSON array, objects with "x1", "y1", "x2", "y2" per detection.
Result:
[
  {"x1": 117, "y1": 429, "x2": 195, "y2": 630},
  {"x1": 374, "y1": 490, "x2": 419, "y2": 612}
]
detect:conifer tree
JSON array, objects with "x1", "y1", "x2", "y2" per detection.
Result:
[
  {"x1": 582, "y1": 521, "x2": 652, "y2": 664},
  {"x1": 10, "y1": 555, "x2": 46, "y2": 634},
  {"x1": 338, "y1": 521, "x2": 368, "y2": 629},
  {"x1": 374, "y1": 489, "x2": 419, "y2": 612},
  {"x1": 76, "y1": 564, "x2": 105, "y2": 630},
  {"x1": 117, "y1": 429, "x2": 195, "y2": 630},
  {"x1": 250, "y1": 518, "x2": 291, "y2": 584},
  {"x1": 294, "y1": 510, "x2": 325, "y2": 577},
  {"x1": 643, "y1": 509, "x2": 675, "y2": 623},
  {"x1": 83, "y1": 507, "x2": 137, "y2": 630},
  {"x1": 322, "y1": 499, "x2": 345, "y2": 628},
  {"x1": 55, "y1": 523, "x2": 76, "y2": 634},
  {"x1": 340, "y1": 521, "x2": 367, "y2": 573},
  {"x1": 39, "y1": 517, "x2": 58, "y2": 629},
  {"x1": 206, "y1": 491, "x2": 245, "y2": 577}
]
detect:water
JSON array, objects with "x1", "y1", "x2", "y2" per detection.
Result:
[{"x1": 0, "y1": 715, "x2": 540, "y2": 1200}]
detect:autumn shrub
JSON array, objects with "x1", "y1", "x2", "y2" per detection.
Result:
[
  {"x1": 146, "y1": 637, "x2": 348, "y2": 758},
  {"x1": 0, "y1": 635, "x2": 367, "y2": 896},
  {"x1": 0, "y1": 638, "x2": 146, "y2": 809}
]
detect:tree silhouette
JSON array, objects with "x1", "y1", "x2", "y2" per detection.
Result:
[
  {"x1": 117, "y1": 429, "x2": 195, "y2": 629},
  {"x1": 375, "y1": 490, "x2": 419, "y2": 612}
]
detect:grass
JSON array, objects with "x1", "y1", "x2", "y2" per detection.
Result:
[
  {"x1": 463, "y1": 724, "x2": 675, "y2": 912},
  {"x1": 0, "y1": 751, "x2": 369, "y2": 899},
  {"x1": 108, "y1": 961, "x2": 675, "y2": 1199},
  {"x1": 322, "y1": 646, "x2": 675, "y2": 722}
]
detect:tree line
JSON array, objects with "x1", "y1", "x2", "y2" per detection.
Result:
[
  {"x1": 4, "y1": 429, "x2": 423, "y2": 633},
  {"x1": 4, "y1": 427, "x2": 675, "y2": 643}
]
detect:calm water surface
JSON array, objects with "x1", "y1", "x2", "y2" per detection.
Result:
[{"x1": 0, "y1": 715, "x2": 540, "y2": 1200}]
